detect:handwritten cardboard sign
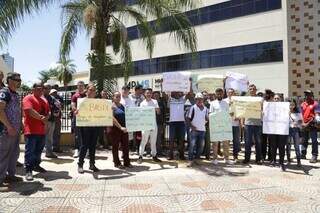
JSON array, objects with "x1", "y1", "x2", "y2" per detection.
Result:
[
  {"x1": 196, "y1": 74, "x2": 223, "y2": 93},
  {"x1": 263, "y1": 102, "x2": 290, "y2": 135},
  {"x1": 231, "y1": 96, "x2": 263, "y2": 119},
  {"x1": 125, "y1": 107, "x2": 156, "y2": 132},
  {"x1": 162, "y1": 72, "x2": 190, "y2": 92},
  {"x1": 209, "y1": 111, "x2": 233, "y2": 142}
]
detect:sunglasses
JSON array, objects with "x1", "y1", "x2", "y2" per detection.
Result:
[{"x1": 11, "y1": 78, "x2": 21, "y2": 82}]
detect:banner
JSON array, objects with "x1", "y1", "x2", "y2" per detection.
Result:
[
  {"x1": 225, "y1": 72, "x2": 248, "y2": 92},
  {"x1": 196, "y1": 74, "x2": 223, "y2": 93},
  {"x1": 125, "y1": 107, "x2": 156, "y2": 132},
  {"x1": 263, "y1": 102, "x2": 290, "y2": 135},
  {"x1": 76, "y1": 98, "x2": 113, "y2": 127},
  {"x1": 209, "y1": 111, "x2": 233, "y2": 142},
  {"x1": 231, "y1": 96, "x2": 263, "y2": 119},
  {"x1": 162, "y1": 72, "x2": 190, "y2": 92}
]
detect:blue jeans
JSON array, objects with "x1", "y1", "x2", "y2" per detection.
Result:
[
  {"x1": 301, "y1": 127, "x2": 318, "y2": 157},
  {"x1": 244, "y1": 125, "x2": 262, "y2": 162},
  {"x1": 287, "y1": 127, "x2": 301, "y2": 161},
  {"x1": 188, "y1": 130, "x2": 205, "y2": 161},
  {"x1": 232, "y1": 126, "x2": 241, "y2": 157},
  {"x1": 24, "y1": 135, "x2": 45, "y2": 172}
]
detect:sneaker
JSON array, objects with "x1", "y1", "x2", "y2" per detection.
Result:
[
  {"x1": 280, "y1": 164, "x2": 286, "y2": 172},
  {"x1": 310, "y1": 156, "x2": 317, "y2": 164},
  {"x1": 4, "y1": 176, "x2": 23, "y2": 183},
  {"x1": 256, "y1": 160, "x2": 262, "y2": 165},
  {"x1": 0, "y1": 183, "x2": 9, "y2": 192},
  {"x1": 137, "y1": 156, "x2": 143, "y2": 164},
  {"x1": 212, "y1": 159, "x2": 218, "y2": 165},
  {"x1": 242, "y1": 159, "x2": 250, "y2": 164},
  {"x1": 270, "y1": 161, "x2": 276, "y2": 167},
  {"x1": 205, "y1": 155, "x2": 210, "y2": 160},
  {"x1": 225, "y1": 159, "x2": 233, "y2": 164},
  {"x1": 115, "y1": 164, "x2": 125, "y2": 169},
  {"x1": 73, "y1": 150, "x2": 79, "y2": 158},
  {"x1": 187, "y1": 161, "x2": 194, "y2": 167},
  {"x1": 25, "y1": 172, "x2": 33, "y2": 181},
  {"x1": 153, "y1": 157, "x2": 162, "y2": 163},
  {"x1": 45, "y1": 152, "x2": 58, "y2": 158},
  {"x1": 33, "y1": 166, "x2": 47, "y2": 173},
  {"x1": 89, "y1": 164, "x2": 100, "y2": 172},
  {"x1": 297, "y1": 160, "x2": 302, "y2": 167},
  {"x1": 78, "y1": 166, "x2": 84, "y2": 174}
]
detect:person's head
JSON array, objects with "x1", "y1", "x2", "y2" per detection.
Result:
[
  {"x1": 195, "y1": 93, "x2": 204, "y2": 105},
  {"x1": 209, "y1": 93, "x2": 216, "y2": 101},
  {"x1": 32, "y1": 82, "x2": 44, "y2": 98},
  {"x1": 226, "y1": 88, "x2": 235, "y2": 98},
  {"x1": 264, "y1": 89, "x2": 274, "y2": 101},
  {"x1": 49, "y1": 89, "x2": 58, "y2": 97},
  {"x1": 43, "y1": 83, "x2": 51, "y2": 96},
  {"x1": 100, "y1": 89, "x2": 108, "y2": 99},
  {"x1": 289, "y1": 98, "x2": 299, "y2": 113},
  {"x1": 121, "y1": 85, "x2": 130, "y2": 97},
  {"x1": 304, "y1": 90, "x2": 313, "y2": 102},
  {"x1": 202, "y1": 91, "x2": 209, "y2": 100},
  {"x1": 152, "y1": 91, "x2": 161, "y2": 100},
  {"x1": 215, "y1": 88, "x2": 224, "y2": 100},
  {"x1": 248, "y1": 84, "x2": 257, "y2": 96},
  {"x1": 257, "y1": 92, "x2": 264, "y2": 98},
  {"x1": 0, "y1": 70, "x2": 4, "y2": 81},
  {"x1": 274, "y1": 94, "x2": 281, "y2": 102},
  {"x1": 144, "y1": 88, "x2": 153, "y2": 100},
  {"x1": 77, "y1": 81, "x2": 85, "y2": 93},
  {"x1": 86, "y1": 83, "x2": 96, "y2": 98},
  {"x1": 6, "y1": 72, "x2": 21, "y2": 90},
  {"x1": 113, "y1": 91, "x2": 121, "y2": 104},
  {"x1": 53, "y1": 84, "x2": 59, "y2": 90},
  {"x1": 134, "y1": 84, "x2": 143, "y2": 95}
]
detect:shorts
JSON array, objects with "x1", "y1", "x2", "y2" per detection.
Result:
[{"x1": 169, "y1": 121, "x2": 185, "y2": 142}]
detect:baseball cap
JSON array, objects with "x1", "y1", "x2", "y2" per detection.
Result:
[
  {"x1": 195, "y1": 93, "x2": 204, "y2": 99},
  {"x1": 49, "y1": 89, "x2": 57, "y2": 95}
]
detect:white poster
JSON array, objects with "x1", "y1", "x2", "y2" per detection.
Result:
[
  {"x1": 225, "y1": 72, "x2": 248, "y2": 92},
  {"x1": 162, "y1": 72, "x2": 190, "y2": 92},
  {"x1": 196, "y1": 74, "x2": 224, "y2": 93},
  {"x1": 263, "y1": 102, "x2": 290, "y2": 135}
]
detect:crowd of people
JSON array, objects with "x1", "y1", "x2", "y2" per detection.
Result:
[{"x1": 0, "y1": 70, "x2": 319, "y2": 192}]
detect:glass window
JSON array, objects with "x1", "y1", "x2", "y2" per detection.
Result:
[
  {"x1": 255, "y1": 0, "x2": 268, "y2": 13},
  {"x1": 268, "y1": 0, "x2": 281, "y2": 10}
]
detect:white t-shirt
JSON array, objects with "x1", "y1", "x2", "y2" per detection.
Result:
[
  {"x1": 169, "y1": 97, "x2": 186, "y2": 122},
  {"x1": 224, "y1": 98, "x2": 240, "y2": 127},
  {"x1": 140, "y1": 99, "x2": 159, "y2": 108},
  {"x1": 188, "y1": 104, "x2": 208, "y2": 132},
  {"x1": 209, "y1": 99, "x2": 229, "y2": 113},
  {"x1": 289, "y1": 112, "x2": 303, "y2": 128},
  {"x1": 129, "y1": 93, "x2": 145, "y2": 107},
  {"x1": 120, "y1": 96, "x2": 134, "y2": 107}
]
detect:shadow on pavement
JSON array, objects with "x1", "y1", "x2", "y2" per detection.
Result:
[
  {"x1": 34, "y1": 171, "x2": 72, "y2": 182},
  {"x1": 9, "y1": 181, "x2": 52, "y2": 196},
  {"x1": 194, "y1": 161, "x2": 250, "y2": 177},
  {"x1": 42, "y1": 158, "x2": 74, "y2": 164}
]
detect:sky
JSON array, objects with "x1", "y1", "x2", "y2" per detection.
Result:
[{"x1": 0, "y1": 3, "x2": 90, "y2": 85}]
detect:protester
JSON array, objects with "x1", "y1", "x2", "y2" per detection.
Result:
[
  {"x1": 224, "y1": 88, "x2": 241, "y2": 162},
  {"x1": 137, "y1": 88, "x2": 162, "y2": 164},
  {"x1": 301, "y1": 90, "x2": 319, "y2": 163},
  {"x1": 0, "y1": 70, "x2": 5, "y2": 89},
  {"x1": 210, "y1": 88, "x2": 232, "y2": 165},
  {"x1": 71, "y1": 81, "x2": 86, "y2": 158},
  {"x1": 268, "y1": 94, "x2": 287, "y2": 171},
  {"x1": 0, "y1": 72, "x2": 22, "y2": 191},
  {"x1": 50, "y1": 88, "x2": 63, "y2": 153},
  {"x1": 261, "y1": 89, "x2": 274, "y2": 161},
  {"x1": 186, "y1": 93, "x2": 208, "y2": 167},
  {"x1": 108, "y1": 92, "x2": 132, "y2": 169},
  {"x1": 152, "y1": 91, "x2": 166, "y2": 156},
  {"x1": 243, "y1": 84, "x2": 263, "y2": 164},
  {"x1": 77, "y1": 83, "x2": 100, "y2": 173},
  {"x1": 120, "y1": 85, "x2": 134, "y2": 107},
  {"x1": 43, "y1": 83, "x2": 58, "y2": 158},
  {"x1": 287, "y1": 98, "x2": 302, "y2": 167},
  {"x1": 23, "y1": 83, "x2": 50, "y2": 181}
]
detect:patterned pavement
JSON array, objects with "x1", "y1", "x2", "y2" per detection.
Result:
[{"x1": 1, "y1": 146, "x2": 320, "y2": 213}]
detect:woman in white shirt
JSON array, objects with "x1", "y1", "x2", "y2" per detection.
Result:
[{"x1": 288, "y1": 99, "x2": 303, "y2": 167}]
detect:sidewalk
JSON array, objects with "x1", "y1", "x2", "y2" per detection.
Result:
[{"x1": 1, "y1": 147, "x2": 320, "y2": 213}]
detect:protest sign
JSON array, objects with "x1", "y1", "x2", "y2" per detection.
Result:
[
  {"x1": 225, "y1": 72, "x2": 248, "y2": 92},
  {"x1": 162, "y1": 72, "x2": 190, "y2": 92},
  {"x1": 76, "y1": 98, "x2": 113, "y2": 127},
  {"x1": 263, "y1": 102, "x2": 290, "y2": 135},
  {"x1": 231, "y1": 96, "x2": 263, "y2": 119},
  {"x1": 209, "y1": 111, "x2": 233, "y2": 142},
  {"x1": 125, "y1": 107, "x2": 156, "y2": 132},
  {"x1": 196, "y1": 74, "x2": 223, "y2": 93}
]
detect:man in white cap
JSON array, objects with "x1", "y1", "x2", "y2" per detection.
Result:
[{"x1": 186, "y1": 93, "x2": 209, "y2": 167}]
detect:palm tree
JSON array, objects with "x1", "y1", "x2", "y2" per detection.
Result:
[
  {"x1": 1, "y1": 0, "x2": 198, "y2": 92},
  {"x1": 38, "y1": 69, "x2": 59, "y2": 83},
  {"x1": 52, "y1": 58, "x2": 77, "y2": 88}
]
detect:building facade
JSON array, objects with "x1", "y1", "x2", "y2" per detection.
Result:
[
  {"x1": 1, "y1": 53, "x2": 14, "y2": 72},
  {"x1": 0, "y1": 57, "x2": 10, "y2": 77}
]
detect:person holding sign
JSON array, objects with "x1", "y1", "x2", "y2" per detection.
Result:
[
  {"x1": 209, "y1": 88, "x2": 232, "y2": 165},
  {"x1": 107, "y1": 92, "x2": 132, "y2": 169},
  {"x1": 186, "y1": 93, "x2": 208, "y2": 167},
  {"x1": 137, "y1": 88, "x2": 162, "y2": 164},
  {"x1": 77, "y1": 83, "x2": 100, "y2": 174},
  {"x1": 243, "y1": 84, "x2": 263, "y2": 165}
]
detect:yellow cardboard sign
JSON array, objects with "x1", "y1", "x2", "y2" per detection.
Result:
[
  {"x1": 76, "y1": 98, "x2": 113, "y2": 127},
  {"x1": 196, "y1": 75, "x2": 223, "y2": 93},
  {"x1": 231, "y1": 96, "x2": 262, "y2": 119}
]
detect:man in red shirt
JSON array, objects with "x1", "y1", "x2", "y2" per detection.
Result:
[
  {"x1": 71, "y1": 81, "x2": 86, "y2": 158},
  {"x1": 23, "y1": 83, "x2": 50, "y2": 181},
  {"x1": 301, "y1": 90, "x2": 319, "y2": 163}
]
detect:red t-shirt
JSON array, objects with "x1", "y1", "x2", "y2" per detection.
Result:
[
  {"x1": 71, "y1": 92, "x2": 86, "y2": 107},
  {"x1": 301, "y1": 100, "x2": 318, "y2": 123},
  {"x1": 23, "y1": 94, "x2": 50, "y2": 135}
]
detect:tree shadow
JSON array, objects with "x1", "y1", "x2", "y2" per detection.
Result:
[
  {"x1": 33, "y1": 171, "x2": 72, "y2": 182},
  {"x1": 284, "y1": 164, "x2": 319, "y2": 176},
  {"x1": 9, "y1": 181, "x2": 52, "y2": 196},
  {"x1": 90, "y1": 168, "x2": 134, "y2": 180},
  {"x1": 193, "y1": 161, "x2": 250, "y2": 177},
  {"x1": 42, "y1": 158, "x2": 74, "y2": 165}
]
